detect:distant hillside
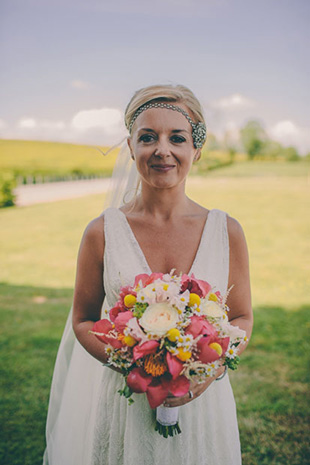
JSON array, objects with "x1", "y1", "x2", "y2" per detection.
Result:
[{"x1": 0, "y1": 139, "x2": 119, "y2": 180}]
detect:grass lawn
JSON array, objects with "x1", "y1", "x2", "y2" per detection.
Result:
[{"x1": 0, "y1": 165, "x2": 309, "y2": 464}]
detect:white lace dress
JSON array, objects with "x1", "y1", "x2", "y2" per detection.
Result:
[{"x1": 91, "y1": 207, "x2": 242, "y2": 465}]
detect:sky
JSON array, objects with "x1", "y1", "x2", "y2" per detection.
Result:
[{"x1": 1, "y1": 0, "x2": 309, "y2": 153}]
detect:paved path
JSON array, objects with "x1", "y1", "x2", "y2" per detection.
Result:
[{"x1": 14, "y1": 178, "x2": 111, "y2": 206}]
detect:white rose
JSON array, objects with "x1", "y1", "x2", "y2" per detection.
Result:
[
  {"x1": 200, "y1": 300, "x2": 225, "y2": 318},
  {"x1": 139, "y1": 303, "x2": 179, "y2": 336}
]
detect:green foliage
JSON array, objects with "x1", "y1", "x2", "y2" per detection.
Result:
[
  {"x1": 118, "y1": 384, "x2": 134, "y2": 404},
  {"x1": 0, "y1": 173, "x2": 16, "y2": 208},
  {"x1": 132, "y1": 303, "x2": 148, "y2": 318},
  {"x1": 240, "y1": 120, "x2": 268, "y2": 160},
  {"x1": 225, "y1": 355, "x2": 240, "y2": 370},
  {"x1": 240, "y1": 121, "x2": 302, "y2": 161}
]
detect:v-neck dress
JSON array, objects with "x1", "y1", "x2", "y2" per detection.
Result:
[{"x1": 91, "y1": 207, "x2": 242, "y2": 465}]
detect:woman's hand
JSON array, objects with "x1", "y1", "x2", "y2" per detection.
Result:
[{"x1": 163, "y1": 365, "x2": 226, "y2": 408}]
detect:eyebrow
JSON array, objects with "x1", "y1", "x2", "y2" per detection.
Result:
[{"x1": 138, "y1": 128, "x2": 190, "y2": 134}]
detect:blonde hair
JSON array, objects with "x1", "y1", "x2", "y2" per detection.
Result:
[{"x1": 124, "y1": 84, "x2": 205, "y2": 131}]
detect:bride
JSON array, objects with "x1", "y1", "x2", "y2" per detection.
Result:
[{"x1": 43, "y1": 84, "x2": 253, "y2": 465}]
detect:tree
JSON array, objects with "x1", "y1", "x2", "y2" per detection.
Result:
[
  {"x1": 205, "y1": 132, "x2": 220, "y2": 151},
  {"x1": 240, "y1": 120, "x2": 268, "y2": 160}
]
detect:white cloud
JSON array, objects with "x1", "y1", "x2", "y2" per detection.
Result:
[
  {"x1": 18, "y1": 118, "x2": 37, "y2": 129},
  {"x1": 71, "y1": 108, "x2": 123, "y2": 133},
  {"x1": 0, "y1": 118, "x2": 7, "y2": 129},
  {"x1": 268, "y1": 120, "x2": 310, "y2": 155},
  {"x1": 212, "y1": 94, "x2": 255, "y2": 109},
  {"x1": 70, "y1": 79, "x2": 90, "y2": 90},
  {"x1": 17, "y1": 117, "x2": 65, "y2": 131},
  {"x1": 5, "y1": 108, "x2": 126, "y2": 145}
]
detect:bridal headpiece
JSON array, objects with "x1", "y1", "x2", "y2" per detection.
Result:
[{"x1": 127, "y1": 102, "x2": 207, "y2": 149}]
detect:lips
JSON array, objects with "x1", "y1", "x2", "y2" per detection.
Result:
[{"x1": 150, "y1": 164, "x2": 176, "y2": 172}]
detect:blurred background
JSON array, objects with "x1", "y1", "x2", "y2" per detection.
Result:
[{"x1": 0, "y1": 1, "x2": 309, "y2": 464}]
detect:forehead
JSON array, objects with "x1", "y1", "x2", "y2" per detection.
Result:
[{"x1": 133, "y1": 105, "x2": 192, "y2": 133}]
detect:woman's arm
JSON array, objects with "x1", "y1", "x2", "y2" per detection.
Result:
[
  {"x1": 226, "y1": 216, "x2": 253, "y2": 354},
  {"x1": 72, "y1": 216, "x2": 110, "y2": 364}
]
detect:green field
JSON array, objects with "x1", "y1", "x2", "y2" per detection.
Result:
[
  {"x1": 0, "y1": 139, "x2": 119, "y2": 178},
  {"x1": 0, "y1": 163, "x2": 309, "y2": 464}
]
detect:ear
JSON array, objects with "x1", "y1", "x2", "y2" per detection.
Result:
[
  {"x1": 127, "y1": 137, "x2": 135, "y2": 161},
  {"x1": 193, "y1": 148, "x2": 202, "y2": 163}
]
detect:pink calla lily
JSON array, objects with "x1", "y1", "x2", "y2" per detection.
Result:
[
  {"x1": 146, "y1": 380, "x2": 169, "y2": 409},
  {"x1": 185, "y1": 315, "x2": 217, "y2": 339},
  {"x1": 181, "y1": 274, "x2": 211, "y2": 298},
  {"x1": 114, "y1": 311, "x2": 134, "y2": 333},
  {"x1": 134, "y1": 272, "x2": 163, "y2": 288},
  {"x1": 145, "y1": 374, "x2": 190, "y2": 409},
  {"x1": 109, "y1": 302, "x2": 123, "y2": 322},
  {"x1": 127, "y1": 367, "x2": 152, "y2": 393},
  {"x1": 133, "y1": 340, "x2": 160, "y2": 361},
  {"x1": 166, "y1": 352, "x2": 184, "y2": 379},
  {"x1": 91, "y1": 319, "x2": 123, "y2": 349},
  {"x1": 197, "y1": 336, "x2": 230, "y2": 363},
  {"x1": 163, "y1": 375, "x2": 190, "y2": 397}
]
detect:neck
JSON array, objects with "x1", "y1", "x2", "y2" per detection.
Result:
[{"x1": 135, "y1": 181, "x2": 191, "y2": 219}]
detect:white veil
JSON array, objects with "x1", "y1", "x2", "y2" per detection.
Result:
[{"x1": 43, "y1": 140, "x2": 139, "y2": 465}]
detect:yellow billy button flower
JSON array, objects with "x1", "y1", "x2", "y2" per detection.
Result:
[
  {"x1": 123, "y1": 335, "x2": 137, "y2": 347},
  {"x1": 188, "y1": 293, "x2": 201, "y2": 307},
  {"x1": 163, "y1": 284, "x2": 169, "y2": 291},
  {"x1": 176, "y1": 348, "x2": 192, "y2": 362},
  {"x1": 124, "y1": 294, "x2": 137, "y2": 308},
  {"x1": 209, "y1": 342, "x2": 223, "y2": 356},
  {"x1": 208, "y1": 293, "x2": 218, "y2": 302},
  {"x1": 166, "y1": 328, "x2": 181, "y2": 342}
]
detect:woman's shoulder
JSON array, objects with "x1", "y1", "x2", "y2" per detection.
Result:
[
  {"x1": 226, "y1": 214, "x2": 248, "y2": 256},
  {"x1": 81, "y1": 214, "x2": 105, "y2": 248}
]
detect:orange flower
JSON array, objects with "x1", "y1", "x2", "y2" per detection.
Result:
[{"x1": 144, "y1": 352, "x2": 168, "y2": 377}]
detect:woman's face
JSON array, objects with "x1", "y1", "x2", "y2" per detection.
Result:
[{"x1": 128, "y1": 105, "x2": 201, "y2": 190}]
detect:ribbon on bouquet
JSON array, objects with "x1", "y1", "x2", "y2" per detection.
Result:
[{"x1": 155, "y1": 406, "x2": 181, "y2": 437}]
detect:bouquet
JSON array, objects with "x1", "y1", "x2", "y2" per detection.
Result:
[{"x1": 90, "y1": 271, "x2": 247, "y2": 437}]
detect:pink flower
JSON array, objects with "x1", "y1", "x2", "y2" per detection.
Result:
[
  {"x1": 109, "y1": 286, "x2": 137, "y2": 321},
  {"x1": 91, "y1": 319, "x2": 123, "y2": 349},
  {"x1": 166, "y1": 352, "x2": 184, "y2": 379},
  {"x1": 127, "y1": 367, "x2": 152, "y2": 393},
  {"x1": 109, "y1": 301, "x2": 124, "y2": 322},
  {"x1": 181, "y1": 273, "x2": 211, "y2": 298},
  {"x1": 126, "y1": 317, "x2": 149, "y2": 343},
  {"x1": 197, "y1": 336, "x2": 230, "y2": 363},
  {"x1": 134, "y1": 273, "x2": 164, "y2": 288},
  {"x1": 146, "y1": 374, "x2": 190, "y2": 409},
  {"x1": 133, "y1": 340, "x2": 160, "y2": 361},
  {"x1": 185, "y1": 315, "x2": 217, "y2": 339},
  {"x1": 114, "y1": 311, "x2": 134, "y2": 333},
  {"x1": 146, "y1": 379, "x2": 169, "y2": 409}
]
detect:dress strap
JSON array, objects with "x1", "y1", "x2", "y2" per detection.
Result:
[{"x1": 193, "y1": 209, "x2": 229, "y2": 296}]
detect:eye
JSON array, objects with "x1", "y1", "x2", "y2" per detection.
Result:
[
  {"x1": 171, "y1": 135, "x2": 186, "y2": 143},
  {"x1": 139, "y1": 134, "x2": 156, "y2": 143}
]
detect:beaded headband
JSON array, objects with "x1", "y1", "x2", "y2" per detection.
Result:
[{"x1": 127, "y1": 102, "x2": 207, "y2": 149}]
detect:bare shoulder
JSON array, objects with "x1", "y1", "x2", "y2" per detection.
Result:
[
  {"x1": 226, "y1": 214, "x2": 247, "y2": 246},
  {"x1": 80, "y1": 214, "x2": 105, "y2": 252},
  {"x1": 226, "y1": 214, "x2": 250, "y2": 286}
]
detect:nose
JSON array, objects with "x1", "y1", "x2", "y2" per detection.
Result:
[{"x1": 154, "y1": 138, "x2": 171, "y2": 158}]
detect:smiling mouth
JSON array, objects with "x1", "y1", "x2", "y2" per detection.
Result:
[{"x1": 150, "y1": 164, "x2": 176, "y2": 172}]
